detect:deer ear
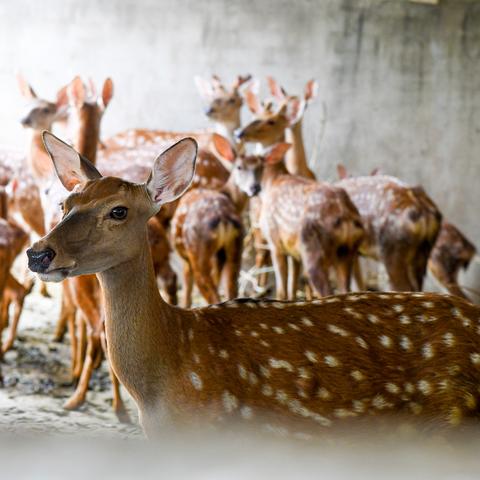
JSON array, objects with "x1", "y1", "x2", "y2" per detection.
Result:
[
  {"x1": 212, "y1": 134, "x2": 236, "y2": 163},
  {"x1": 285, "y1": 98, "x2": 306, "y2": 125},
  {"x1": 264, "y1": 143, "x2": 291, "y2": 165},
  {"x1": 304, "y1": 79, "x2": 318, "y2": 102},
  {"x1": 147, "y1": 138, "x2": 197, "y2": 207},
  {"x1": 266, "y1": 76, "x2": 286, "y2": 100},
  {"x1": 100, "y1": 78, "x2": 114, "y2": 110},
  {"x1": 42, "y1": 131, "x2": 102, "y2": 191},
  {"x1": 17, "y1": 73, "x2": 37, "y2": 100},
  {"x1": 194, "y1": 76, "x2": 214, "y2": 100},
  {"x1": 68, "y1": 76, "x2": 86, "y2": 110}
]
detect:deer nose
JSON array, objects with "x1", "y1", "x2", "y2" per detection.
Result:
[
  {"x1": 26, "y1": 247, "x2": 56, "y2": 273},
  {"x1": 234, "y1": 128, "x2": 244, "y2": 139},
  {"x1": 251, "y1": 184, "x2": 261, "y2": 196},
  {"x1": 20, "y1": 116, "x2": 31, "y2": 127},
  {"x1": 204, "y1": 107, "x2": 214, "y2": 116}
]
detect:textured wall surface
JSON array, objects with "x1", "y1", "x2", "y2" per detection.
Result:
[{"x1": 0, "y1": 0, "x2": 479, "y2": 288}]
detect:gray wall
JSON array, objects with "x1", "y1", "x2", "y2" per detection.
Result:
[{"x1": 1, "y1": 0, "x2": 479, "y2": 290}]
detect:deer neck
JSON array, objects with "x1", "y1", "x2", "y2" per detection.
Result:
[
  {"x1": 220, "y1": 175, "x2": 249, "y2": 213},
  {"x1": 26, "y1": 129, "x2": 54, "y2": 183},
  {"x1": 214, "y1": 114, "x2": 241, "y2": 142},
  {"x1": 284, "y1": 120, "x2": 312, "y2": 178},
  {"x1": 97, "y1": 230, "x2": 188, "y2": 410},
  {"x1": 73, "y1": 108, "x2": 101, "y2": 164},
  {"x1": 261, "y1": 161, "x2": 288, "y2": 193}
]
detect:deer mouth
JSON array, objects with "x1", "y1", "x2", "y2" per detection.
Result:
[{"x1": 38, "y1": 266, "x2": 74, "y2": 283}]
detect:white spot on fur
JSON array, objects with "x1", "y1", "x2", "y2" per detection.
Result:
[
  {"x1": 222, "y1": 391, "x2": 239, "y2": 412},
  {"x1": 269, "y1": 358, "x2": 294, "y2": 372},
  {"x1": 392, "y1": 304, "x2": 404, "y2": 313},
  {"x1": 334, "y1": 408, "x2": 357, "y2": 418},
  {"x1": 305, "y1": 351, "x2": 318, "y2": 363},
  {"x1": 324, "y1": 355, "x2": 340, "y2": 367},
  {"x1": 351, "y1": 370, "x2": 365, "y2": 381},
  {"x1": 422, "y1": 343, "x2": 434, "y2": 360},
  {"x1": 288, "y1": 323, "x2": 300, "y2": 331},
  {"x1": 400, "y1": 335, "x2": 412, "y2": 351},
  {"x1": 238, "y1": 365, "x2": 248, "y2": 380},
  {"x1": 385, "y1": 383, "x2": 400, "y2": 394},
  {"x1": 260, "y1": 366, "x2": 271, "y2": 378},
  {"x1": 262, "y1": 384, "x2": 273, "y2": 396},
  {"x1": 327, "y1": 324, "x2": 349, "y2": 337},
  {"x1": 272, "y1": 326, "x2": 285, "y2": 334},
  {"x1": 260, "y1": 323, "x2": 268, "y2": 330},
  {"x1": 301, "y1": 317, "x2": 314, "y2": 327},
  {"x1": 261, "y1": 340, "x2": 271, "y2": 348},
  {"x1": 189, "y1": 372, "x2": 203, "y2": 390},
  {"x1": 250, "y1": 331, "x2": 259, "y2": 337},
  {"x1": 219, "y1": 350, "x2": 229, "y2": 359},
  {"x1": 470, "y1": 353, "x2": 480, "y2": 365},
  {"x1": 356, "y1": 337, "x2": 368, "y2": 349},
  {"x1": 367, "y1": 314, "x2": 380, "y2": 324},
  {"x1": 379, "y1": 335, "x2": 392, "y2": 348},
  {"x1": 240, "y1": 406, "x2": 253, "y2": 419},
  {"x1": 417, "y1": 380, "x2": 432, "y2": 395},
  {"x1": 317, "y1": 387, "x2": 331, "y2": 399}
]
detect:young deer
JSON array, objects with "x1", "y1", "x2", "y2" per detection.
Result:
[
  {"x1": 29, "y1": 132, "x2": 480, "y2": 437},
  {"x1": 171, "y1": 134, "x2": 263, "y2": 307}
]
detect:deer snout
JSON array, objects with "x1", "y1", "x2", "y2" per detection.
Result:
[
  {"x1": 26, "y1": 247, "x2": 56, "y2": 273},
  {"x1": 250, "y1": 183, "x2": 261, "y2": 196},
  {"x1": 20, "y1": 115, "x2": 32, "y2": 127},
  {"x1": 204, "y1": 106, "x2": 214, "y2": 117},
  {"x1": 234, "y1": 128, "x2": 245, "y2": 139}
]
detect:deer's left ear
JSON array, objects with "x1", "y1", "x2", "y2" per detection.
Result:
[
  {"x1": 147, "y1": 138, "x2": 197, "y2": 207},
  {"x1": 264, "y1": 143, "x2": 291, "y2": 165}
]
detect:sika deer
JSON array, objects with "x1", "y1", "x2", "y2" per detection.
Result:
[
  {"x1": 28, "y1": 132, "x2": 480, "y2": 437},
  {"x1": 171, "y1": 134, "x2": 262, "y2": 307}
]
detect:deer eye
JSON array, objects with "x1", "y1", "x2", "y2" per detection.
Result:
[
  {"x1": 110, "y1": 206, "x2": 128, "y2": 220},
  {"x1": 267, "y1": 120, "x2": 276, "y2": 126}
]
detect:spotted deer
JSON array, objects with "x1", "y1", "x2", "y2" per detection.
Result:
[
  {"x1": 239, "y1": 79, "x2": 319, "y2": 292},
  {"x1": 27, "y1": 132, "x2": 480, "y2": 437},
  {"x1": 335, "y1": 167, "x2": 442, "y2": 292},
  {"x1": 171, "y1": 133, "x2": 263, "y2": 307}
]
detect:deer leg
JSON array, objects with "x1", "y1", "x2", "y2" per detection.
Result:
[
  {"x1": 109, "y1": 364, "x2": 131, "y2": 424},
  {"x1": 64, "y1": 331, "x2": 102, "y2": 410},
  {"x1": 2, "y1": 286, "x2": 25, "y2": 354},
  {"x1": 300, "y1": 250, "x2": 332, "y2": 298},
  {"x1": 353, "y1": 256, "x2": 366, "y2": 291},
  {"x1": 73, "y1": 314, "x2": 87, "y2": 381},
  {"x1": 189, "y1": 252, "x2": 221, "y2": 305},
  {"x1": 224, "y1": 234, "x2": 244, "y2": 300},
  {"x1": 181, "y1": 261, "x2": 194, "y2": 308},
  {"x1": 288, "y1": 258, "x2": 301, "y2": 300},
  {"x1": 335, "y1": 251, "x2": 355, "y2": 294},
  {"x1": 383, "y1": 248, "x2": 415, "y2": 292},
  {"x1": 270, "y1": 247, "x2": 289, "y2": 301}
]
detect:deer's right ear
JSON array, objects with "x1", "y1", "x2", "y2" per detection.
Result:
[
  {"x1": 42, "y1": 131, "x2": 102, "y2": 191},
  {"x1": 194, "y1": 76, "x2": 214, "y2": 100},
  {"x1": 147, "y1": 138, "x2": 197, "y2": 207},
  {"x1": 212, "y1": 133, "x2": 236, "y2": 163},
  {"x1": 264, "y1": 143, "x2": 291, "y2": 165},
  {"x1": 17, "y1": 73, "x2": 37, "y2": 100}
]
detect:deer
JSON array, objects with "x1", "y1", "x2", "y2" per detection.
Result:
[
  {"x1": 171, "y1": 133, "x2": 267, "y2": 307},
  {"x1": 0, "y1": 187, "x2": 33, "y2": 359},
  {"x1": 334, "y1": 166, "x2": 443, "y2": 292},
  {"x1": 27, "y1": 131, "x2": 480, "y2": 437}
]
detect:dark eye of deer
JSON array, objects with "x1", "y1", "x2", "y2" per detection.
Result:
[
  {"x1": 110, "y1": 206, "x2": 128, "y2": 220},
  {"x1": 267, "y1": 120, "x2": 275, "y2": 126}
]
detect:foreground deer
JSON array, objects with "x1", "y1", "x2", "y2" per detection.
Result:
[
  {"x1": 28, "y1": 132, "x2": 480, "y2": 437},
  {"x1": 171, "y1": 134, "x2": 264, "y2": 307}
]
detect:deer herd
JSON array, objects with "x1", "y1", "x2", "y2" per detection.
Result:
[{"x1": 0, "y1": 72, "x2": 476, "y2": 439}]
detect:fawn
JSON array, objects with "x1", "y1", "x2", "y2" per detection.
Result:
[{"x1": 28, "y1": 132, "x2": 480, "y2": 437}]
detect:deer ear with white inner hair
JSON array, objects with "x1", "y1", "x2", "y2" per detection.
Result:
[
  {"x1": 146, "y1": 138, "x2": 197, "y2": 208},
  {"x1": 42, "y1": 131, "x2": 102, "y2": 192}
]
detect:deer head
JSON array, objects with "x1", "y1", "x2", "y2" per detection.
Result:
[
  {"x1": 213, "y1": 133, "x2": 291, "y2": 196},
  {"x1": 236, "y1": 77, "x2": 318, "y2": 146},
  {"x1": 195, "y1": 74, "x2": 251, "y2": 126},
  {"x1": 27, "y1": 132, "x2": 197, "y2": 282},
  {"x1": 17, "y1": 73, "x2": 69, "y2": 131}
]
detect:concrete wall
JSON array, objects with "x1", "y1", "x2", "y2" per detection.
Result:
[{"x1": 0, "y1": 0, "x2": 479, "y2": 290}]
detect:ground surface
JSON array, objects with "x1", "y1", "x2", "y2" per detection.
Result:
[{"x1": 0, "y1": 282, "x2": 141, "y2": 438}]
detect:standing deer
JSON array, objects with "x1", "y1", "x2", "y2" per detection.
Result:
[
  {"x1": 28, "y1": 132, "x2": 480, "y2": 437},
  {"x1": 334, "y1": 166, "x2": 442, "y2": 292},
  {"x1": 171, "y1": 134, "x2": 263, "y2": 307}
]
